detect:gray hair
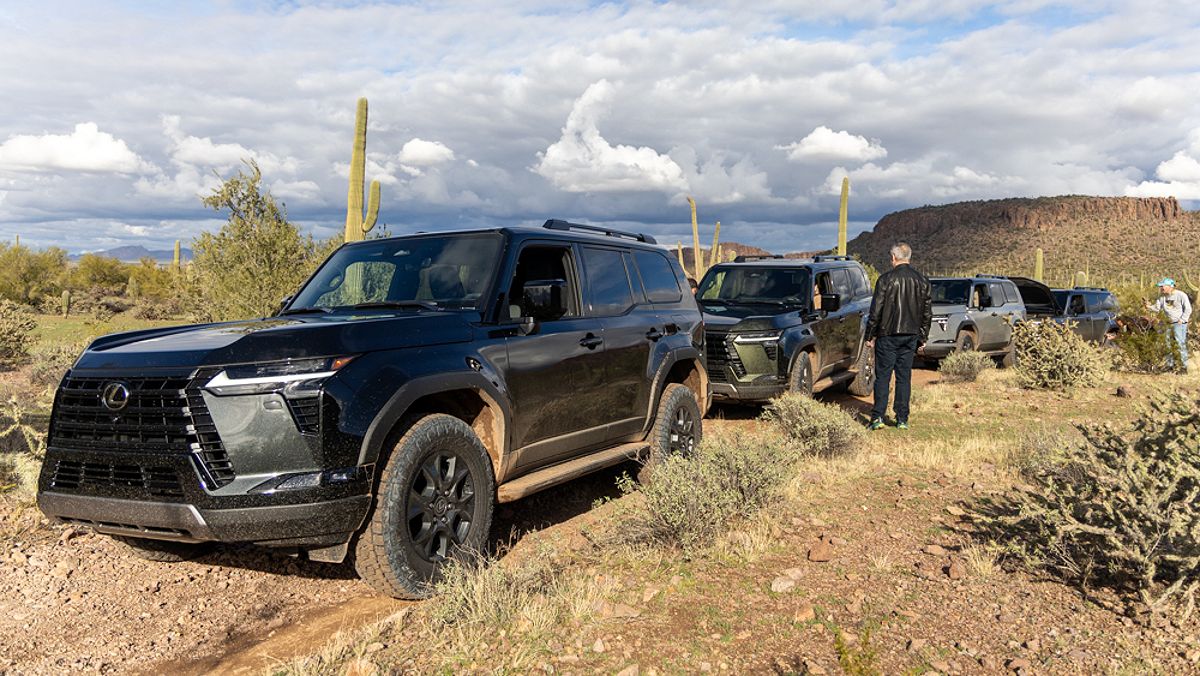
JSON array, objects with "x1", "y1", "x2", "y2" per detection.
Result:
[{"x1": 890, "y1": 242, "x2": 912, "y2": 262}]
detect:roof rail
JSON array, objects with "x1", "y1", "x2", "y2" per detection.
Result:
[
  {"x1": 733, "y1": 254, "x2": 786, "y2": 262},
  {"x1": 813, "y1": 255, "x2": 854, "y2": 262},
  {"x1": 974, "y1": 273, "x2": 1006, "y2": 279},
  {"x1": 1073, "y1": 286, "x2": 1109, "y2": 291},
  {"x1": 542, "y1": 219, "x2": 656, "y2": 244}
]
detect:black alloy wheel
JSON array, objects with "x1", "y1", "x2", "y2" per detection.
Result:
[{"x1": 406, "y1": 449, "x2": 477, "y2": 564}]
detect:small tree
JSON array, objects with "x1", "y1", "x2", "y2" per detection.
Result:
[{"x1": 192, "y1": 160, "x2": 321, "y2": 321}]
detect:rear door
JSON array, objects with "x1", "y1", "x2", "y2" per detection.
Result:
[
  {"x1": 830, "y1": 268, "x2": 860, "y2": 364},
  {"x1": 988, "y1": 281, "x2": 1015, "y2": 348}
]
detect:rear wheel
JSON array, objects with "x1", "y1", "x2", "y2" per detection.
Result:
[
  {"x1": 354, "y1": 414, "x2": 495, "y2": 599},
  {"x1": 639, "y1": 383, "x2": 702, "y2": 483},
  {"x1": 788, "y1": 352, "x2": 815, "y2": 397},
  {"x1": 846, "y1": 343, "x2": 876, "y2": 396},
  {"x1": 113, "y1": 536, "x2": 212, "y2": 563}
]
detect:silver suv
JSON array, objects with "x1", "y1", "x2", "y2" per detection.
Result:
[{"x1": 923, "y1": 275, "x2": 1027, "y2": 365}]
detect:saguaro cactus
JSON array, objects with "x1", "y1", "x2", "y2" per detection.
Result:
[
  {"x1": 61, "y1": 290, "x2": 71, "y2": 317},
  {"x1": 172, "y1": 239, "x2": 181, "y2": 271},
  {"x1": 707, "y1": 220, "x2": 722, "y2": 269},
  {"x1": 344, "y1": 97, "x2": 382, "y2": 243},
  {"x1": 1075, "y1": 271, "x2": 1088, "y2": 288},
  {"x1": 686, "y1": 196, "x2": 702, "y2": 279},
  {"x1": 1183, "y1": 270, "x2": 1200, "y2": 294},
  {"x1": 837, "y1": 177, "x2": 849, "y2": 256},
  {"x1": 1034, "y1": 248, "x2": 1044, "y2": 283}
]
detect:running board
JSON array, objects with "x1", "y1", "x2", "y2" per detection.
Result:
[
  {"x1": 496, "y1": 442, "x2": 649, "y2": 503},
  {"x1": 813, "y1": 370, "x2": 855, "y2": 393}
]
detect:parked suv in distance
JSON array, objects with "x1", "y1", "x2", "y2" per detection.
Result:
[
  {"x1": 1050, "y1": 286, "x2": 1119, "y2": 344},
  {"x1": 924, "y1": 275, "x2": 1028, "y2": 365},
  {"x1": 696, "y1": 254, "x2": 874, "y2": 402},
  {"x1": 37, "y1": 220, "x2": 707, "y2": 599}
]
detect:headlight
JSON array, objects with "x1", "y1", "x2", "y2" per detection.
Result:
[
  {"x1": 205, "y1": 356, "x2": 357, "y2": 396},
  {"x1": 732, "y1": 331, "x2": 781, "y2": 344}
]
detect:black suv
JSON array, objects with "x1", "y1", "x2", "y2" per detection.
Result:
[
  {"x1": 37, "y1": 220, "x2": 707, "y2": 599},
  {"x1": 1050, "y1": 286, "x2": 1119, "y2": 344},
  {"x1": 696, "y1": 255, "x2": 874, "y2": 401}
]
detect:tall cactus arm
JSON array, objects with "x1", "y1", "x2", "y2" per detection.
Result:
[
  {"x1": 837, "y1": 177, "x2": 849, "y2": 256},
  {"x1": 363, "y1": 179, "x2": 381, "y2": 234},
  {"x1": 1184, "y1": 270, "x2": 1200, "y2": 294},
  {"x1": 687, "y1": 196, "x2": 702, "y2": 279},
  {"x1": 708, "y1": 220, "x2": 721, "y2": 269}
]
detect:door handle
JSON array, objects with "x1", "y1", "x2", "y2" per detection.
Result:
[
  {"x1": 646, "y1": 328, "x2": 664, "y2": 341},
  {"x1": 579, "y1": 334, "x2": 603, "y2": 350}
]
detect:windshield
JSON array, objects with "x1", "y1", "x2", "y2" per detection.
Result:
[
  {"x1": 289, "y1": 234, "x2": 503, "y2": 311},
  {"x1": 931, "y1": 279, "x2": 971, "y2": 305},
  {"x1": 696, "y1": 266, "x2": 810, "y2": 306}
]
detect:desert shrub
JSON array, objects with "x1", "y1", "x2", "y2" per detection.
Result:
[
  {"x1": 760, "y1": 392, "x2": 865, "y2": 456},
  {"x1": 938, "y1": 350, "x2": 995, "y2": 383},
  {"x1": 974, "y1": 394, "x2": 1200, "y2": 617},
  {"x1": 29, "y1": 341, "x2": 88, "y2": 387},
  {"x1": 0, "y1": 397, "x2": 46, "y2": 457},
  {"x1": 616, "y1": 432, "x2": 804, "y2": 551},
  {"x1": 1112, "y1": 313, "x2": 1177, "y2": 373},
  {"x1": 0, "y1": 452, "x2": 42, "y2": 498},
  {"x1": 0, "y1": 300, "x2": 37, "y2": 369},
  {"x1": 1013, "y1": 320, "x2": 1107, "y2": 390}
]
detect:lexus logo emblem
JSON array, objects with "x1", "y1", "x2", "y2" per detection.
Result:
[{"x1": 101, "y1": 382, "x2": 131, "y2": 411}]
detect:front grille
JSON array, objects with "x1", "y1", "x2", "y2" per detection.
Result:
[
  {"x1": 705, "y1": 331, "x2": 745, "y2": 383},
  {"x1": 286, "y1": 396, "x2": 321, "y2": 436},
  {"x1": 50, "y1": 459, "x2": 185, "y2": 498},
  {"x1": 50, "y1": 369, "x2": 235, "y2": 489}
]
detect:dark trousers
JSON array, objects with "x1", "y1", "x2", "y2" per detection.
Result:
[{"x1": 872, "y1": 334, "x2": 919, "y2": 422}]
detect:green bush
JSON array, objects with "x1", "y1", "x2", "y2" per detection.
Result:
[
  {"x1": 938, "y1": 350, "x2": 995, "y2": 383},
  {"x1": 760, "y1": 392, "x2": 865, "y2": 456},
  {"x1": 617, "y1": 433, "x2": 799, "y2": 551},
  {"x1": 975, "y1": 394, "x2": 1200, "y2": 617},
  {"x1": 29, "y1": 341, "x2": 88, "y2": 387},
  {"x1": 0, "y1": 300, "x2": 37, "y2": 369},
  {"x1": 1013, "y1": 320, "x2": 1107, "y2": 390},
  {"x1": 1112, "y1": 313, "x2": 1177, "y2": 373}
]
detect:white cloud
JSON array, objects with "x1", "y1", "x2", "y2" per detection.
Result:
[
  {"x1": 398, "y1": 138, "x2": 456, "y2": 166},
  {"x1": 534, "y1": 80, "x2": 687, "y2": 193},
  {"x1": 779, "y1": 126, "x2": 888, "y2": 163},
  {"x1": 0, "y1": 122, "x2": 151, "y2": 173},
  {"x1": 1125, "y1": 128, "x2": 1200, "y2": 199}
]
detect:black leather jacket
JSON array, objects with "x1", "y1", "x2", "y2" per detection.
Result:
[{"x1": 864, "y1": 264, "x2": 933, "y2": 343}]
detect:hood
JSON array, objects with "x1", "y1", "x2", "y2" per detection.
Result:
[
  {"x1": 702, "y1": 306, "x2": 804, "y2": 332},
  {"x1": 74, "y1": 311, "x2": 477, "y2": 370},
  {"x1": 930, "y1": 303, "x2": 968, "y2": 316},
  {"x1": 1007, "y1": 277, "x2": 1059, "y2": 317}
]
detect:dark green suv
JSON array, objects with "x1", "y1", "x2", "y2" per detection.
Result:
[{"x1": 697, "y1": 255, "x2": 874, "y2": 402}]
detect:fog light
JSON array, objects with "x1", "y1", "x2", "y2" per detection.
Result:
[{"x1": 250, "y1": 466, "x2": 369, "y2": 494}]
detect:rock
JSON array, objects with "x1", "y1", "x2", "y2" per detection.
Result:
[
  {"x1": 979, "y1": 656, "x2": 1001, "y2": 670},
  {"x1": 946, "y1": 560, "x2": 966, "y2": 580},
  {"x1": 343, "y1": 658, "x2": 378, "y2": 676},
  {"x1": 642, "y1": 587, "x2": 660, "y2": 603},
  {"x1": 929, "y1": 660, "x2": 952, "y2": 673},
  {"x1": 770, "y1": 577, "x2": 796, "y2": 593},
  {"x1": 9, "y1": 550, "x2": 27, "y2": 566},
  {"x1": 829, "y1": 536, "x2": 848, "y2": 546},
  {"x1": 808, "y1": 540, "x2": 834, "y2": 562},
  {"x1": 794, "y1": 604, "x2": 816, "y2": 623},
  {"x1": 922, "y1": 544, "x2": 948, "y2": 556},
  {"x1": 616, "y1": 666, "x2": 640, "y2": 676},
  {"x1": 782, "y1": 567, "x2": 805, "y2": 581},
  {"x1": 803, "y1": 659, "x2": 827, "y2": 675},
  {"x1": 1069, "y1": 649, "x2": 1089, "y2": 662},
  {"x1": 1116, "y1": 384, "x2": 1134, "y2": 398},
  {"x1": 907, "y1": 638, "x2": 927, "y2": 651},
  {"x1": 888, "y1": 531, "x2": 904, "y2": 540},
  {"x1": 996, "y1": 611, "x2": 1016, "y2": 624},
  {"x1": 810, "y1": 517, "x2": 828, "y2": 528},
  {"x1": 945, "y1": 505, "x2": 967, "y2": 517},
  {"x1": 1022, "y1": 638, "x2": 1040, "y2": 652},
  {"x1": 593, "y1": 639, "x2": 605, "y2": 653},
  {"x1": 365, "y1": 642, "x2": 385, "y2": 654},
  {"x1": 1006, "y1": 657, "x2": 1031, "y2": 672},
  {"x1": 612, "y1": 603, "x2": 641, "y2": 618}
]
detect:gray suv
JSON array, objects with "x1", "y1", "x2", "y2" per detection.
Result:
[
  {"x1": 1050, "y1": 286, "x2": 1119, "y2": 344},
  {"x1": 924, "y1": 275, "x2": 1027, "y2": 365}
]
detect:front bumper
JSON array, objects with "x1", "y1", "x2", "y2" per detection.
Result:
[{"x1": 710, "y1": 377, "x2": 787, "y2": 402}]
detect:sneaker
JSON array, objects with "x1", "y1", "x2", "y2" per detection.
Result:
[
  {"x1": 868, "y1": 418, "x2": 886, "y2": 431},
  {"x1": 896, "y1": 421, "x2": 910, "y2": 431}
]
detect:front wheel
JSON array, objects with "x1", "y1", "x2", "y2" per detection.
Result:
[
  {"x1": 954, "y1": 330, "x2": 977, "y2": 353},
  {"x1": 639, "y1": 383, "x2": 702, "y2": 483},
  {"x1": 788, "y1": 352, "x2": 815, "y2": 397},
  {"x1": 354, "y1": 414, "x2": 495, "y2": 599}
]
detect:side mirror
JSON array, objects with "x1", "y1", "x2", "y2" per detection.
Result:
[
  {"x1": 521, "y1": 279, "x2": 567, "y2": 322},
  {"x1": 820, "y1": 293, "x2": 841, "y2": 313}
]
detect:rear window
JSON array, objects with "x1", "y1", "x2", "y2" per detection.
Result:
[
  {"x1": 850, "y1": 268, "x2": 871, "y2": 299},
  {"x1": 581, "y1": 247, "x2": 634, "y2": 316},
  {"x1": 988, "y1": 282, "x2": 1006, "y2": 305},
  {"x1": 633, "y1": 250, "x2": 682, "y2": 303},
  {"x1": 1003, "y1": 282, "x2": 1021, "y2": 305},
  {"x1": 831, "y1": 269, "x2": 853, "y2": 298}
]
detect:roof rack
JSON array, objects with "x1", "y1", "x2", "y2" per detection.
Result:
[
  {"x1": 542, "y1": 219, "x2": 656, "y2": 244},
  {"x1": 974, "y1": 273, "x2": 1006, "y2": 279},
  {"x1": 1073, "y1": 286, "x2": 1110, "y2": 291},
  {"x1": 733, "y1": 254, "x2": 785, "y2": 262},
  {"x1": 813, "y1": 255, "x2": 853, "y2": 262}
]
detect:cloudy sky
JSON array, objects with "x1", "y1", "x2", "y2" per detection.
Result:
[{"x1": 1, "y1": 1, "x2": 1198, "y2": 255}]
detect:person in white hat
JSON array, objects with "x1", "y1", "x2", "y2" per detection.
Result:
[{"x1": 1145, "y1": 278, "x2": 1192, "y2": 372}]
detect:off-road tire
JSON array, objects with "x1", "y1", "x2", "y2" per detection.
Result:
[
  {"x1": 113, "y1": 536, "x2": 212, "y2": 563},
  {"x1": 638, "y1": 383, "x2": 702, "y2": 483},
  {"x1": 788, "y1": 351, "x2": 815, "y2": 397},
  {"x1": 954, "y1": 329, "x2": 977, "y2": 353},
  {"x1": 354, "y1": 414, "x2": 495, "y2": 600},
  {"x1": 846, "y1": 342, "x2": 876, "y2": 396}
]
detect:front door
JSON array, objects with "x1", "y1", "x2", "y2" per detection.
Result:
[{"x1": 502, "y1": 244, "x2": 610, "y2": 469}]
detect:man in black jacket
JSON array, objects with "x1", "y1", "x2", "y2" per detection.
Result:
[{"x1": 863, "y1": 242, "x2": 932, "y2": 430}]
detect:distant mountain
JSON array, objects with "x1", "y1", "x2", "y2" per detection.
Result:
[
  {"x1": 69, "y1": 245, "x2": 193, "y2": 264},
  {"x1": 847, "y1": 196, "x2": 1200, "y2": 286}
]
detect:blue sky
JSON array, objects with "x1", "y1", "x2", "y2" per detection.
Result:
[{"x1": 0, "y1": 0, "x2": 1197, "y2": 254}]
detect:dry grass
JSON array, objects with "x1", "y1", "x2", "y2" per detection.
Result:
[{"x1": 271, "y1": 609, "x2": 411, "y2": 676}]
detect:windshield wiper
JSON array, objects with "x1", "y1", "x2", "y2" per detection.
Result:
[
  {"x1": 278, "y1": 306, "x2": 333, "y2": 315},
  {"x1": 347, "y1": 300, "x2": 441, "y2": 311}
]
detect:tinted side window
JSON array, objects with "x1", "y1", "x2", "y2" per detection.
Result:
[
  {"x1": 988, "y1": 282, "x2": 1007, "y2": 306},
  {"x1": 633, "y1": 250, "x2": 682, "y2": 303},
  {"x1": 850, "y1": 268, "x2": 870, "y2": 299},
  {"x1": 1069, "y1": 294, "x2": 1086, "y2": 315},
  {"x1": 830, "y1": 269, "x2": 852, "y2": 297},
  {"x1": 1099, "y1": 293, "x2": 1119, "y2": 313},
  {"x1": 582, "y1": 247, "x2": 634, "y2": 316},
  {"x1": 1003, "y1": 282, "x2": 1021, "y2": 305}
]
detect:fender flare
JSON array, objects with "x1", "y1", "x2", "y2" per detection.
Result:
[
  {"x1": 643, "y1": 346, "x2": 706, "y2": 427},
  {"x1": 785, "y1": 334, "x2": 822, "y2": 379},
  {"x1": 356, "y1": 371, "x2": 513, "y2": 469}
]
